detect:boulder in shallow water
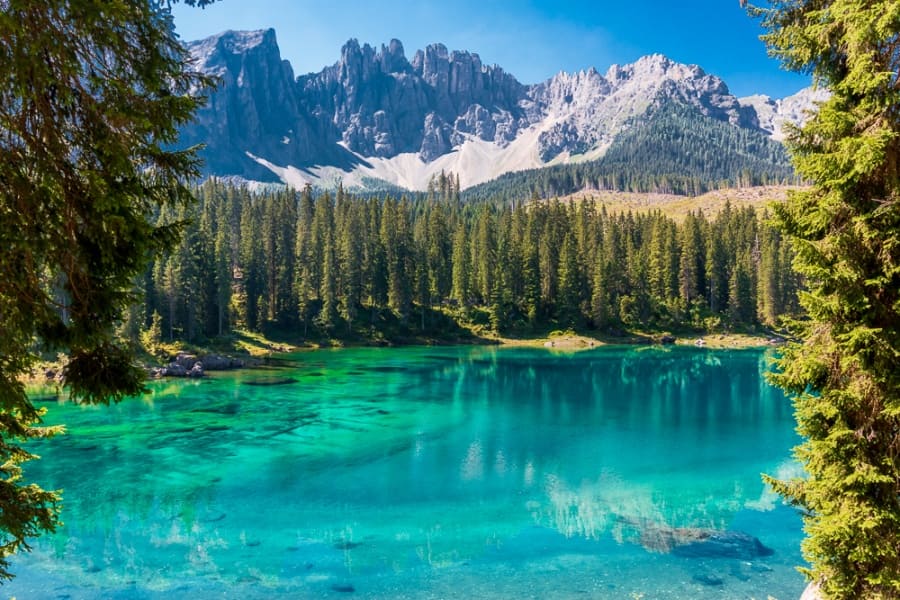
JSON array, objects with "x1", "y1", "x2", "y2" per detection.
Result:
[
  {"x1": 692, "y1": 573, "x2": 725, "y2": 586},
  {"x1": 188, "y1": 362, "x2": 204, "y2": 378}
]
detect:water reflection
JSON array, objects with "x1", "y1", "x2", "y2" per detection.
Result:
[{"x1": 11, "y1": 346, "x2": 802, "y2": 598}]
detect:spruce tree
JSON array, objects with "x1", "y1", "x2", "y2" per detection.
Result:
[
  {"x1": 294, "y1": 187, "x2": 316, "y2": 337},
  {"x1": 450, "y1": 225, "x2": 471, "y2": 309},
  {"x1": 213, "y1": 192, "x2": 233, "y2": 336},
  {"x1": 557, "y1": 233, "x2": 582, "y2": 327},
  {"x1": 756, "y1": 1, "x2": 900, "y2": 597},
  {"x1": 0, "y1": 0, "x2": 212, "y2": 579}
]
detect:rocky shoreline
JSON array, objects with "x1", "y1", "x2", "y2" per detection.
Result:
[
  {"x1": 29, "y1": 331, "x2": 785, "y2": 386},
  {"x1": 147, "y1": 352, "x2": 246, "y2": 379}
]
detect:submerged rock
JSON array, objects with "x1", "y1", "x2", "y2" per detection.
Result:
[
  {"x1": 191, "y1": 403, "x2": 240, "y2": 415},
  {"x1": 242, "y1": 377, "x2": 298, "y2": 386},
  {"x1": 203, "y1": 513, "x2": 227, "y2": 523},
  {"x1": 624, "y1": 518, "x2": 774, "y2": 560},
  {"x1": 331, "y1": 583, "x2": 355, "y2": 593},
  {"x1": 334, "y1": 541, "x2": 362, "y2": 550},
  {"x1": 692, "y1": 573, "x2": 725, "y2": 587},
  {"x1": 671, "y1": 530, "x2": 774, "y2": 560},
  {"x1": 366, "y1": 366, "x2": 407, "y2": 373}
]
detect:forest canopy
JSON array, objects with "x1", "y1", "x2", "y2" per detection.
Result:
[{"x1": 132, "y1": 179, "x2": 800, "y2": 346}]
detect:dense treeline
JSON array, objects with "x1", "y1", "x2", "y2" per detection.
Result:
[
  {"x1": 127, "y1": 177, "x2": 801, "y2": 344},
  {"x1": 463, "y1": 104, "x2": 797, "y2": 202}
]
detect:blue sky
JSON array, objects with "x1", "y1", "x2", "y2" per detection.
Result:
[{"x1": 171, "y1": 0, "x2": 810, "y2": 98}]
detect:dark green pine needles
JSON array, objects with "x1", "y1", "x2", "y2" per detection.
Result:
[
  {"x1": 0, "y1": 0, "x2": 212, "y2": 579},
  {"x1": 755, "y1": 0, "x2": 900, "y2": 597}
]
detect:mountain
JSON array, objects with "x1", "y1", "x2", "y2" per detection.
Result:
[
  {"x1": 738, "y1": 87, "x2": 830, "y2": 141},
  {"x1": 183, "y1": 29, "x2": 820, "y2": 193}
]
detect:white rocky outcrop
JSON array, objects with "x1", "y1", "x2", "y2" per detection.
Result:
[{"x1": 740, "y1": 87, "x2": 829, "y2": 141}]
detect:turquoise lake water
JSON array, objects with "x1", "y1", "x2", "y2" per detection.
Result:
[{"x1": 9, "y1": 346, "x2": 806, "y2": 599}]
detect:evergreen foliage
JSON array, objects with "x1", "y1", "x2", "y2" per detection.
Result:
[
  {"x1": 756, "y1": 1, "x2": 900, "y2": 597},
  {"x1": 0, "y1": 0, "x2": 212, "y2": 579},
  {"x1": 137, "y1": 179, "x2": 800, "y2": 344}
]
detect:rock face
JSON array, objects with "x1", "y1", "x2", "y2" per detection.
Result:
[
  {"x1": 739, "y1": 87, "x2": 830, "y2": 141},
  {"x1": 529, "y1": 54, "x2": 757, "y2": 162},
  {"x1": 182, "y1": 29, "x2": 821, "y2": 191},
  {"x1": 298, "y1": 39, "x2": 529, "y2": 161},
  {"x1": 184, "y1": 29, "x2": 357, "y2": 182}
]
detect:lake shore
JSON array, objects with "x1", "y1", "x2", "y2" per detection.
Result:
[
  {"x1": 491, "y1": 331, "x2": 782, "y2": 351},
  {"x1": 22, "y1": 329, "x2": 784, "y2": 386}
]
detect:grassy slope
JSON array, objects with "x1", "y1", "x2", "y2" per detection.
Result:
[{"x1": 553, "y1": 185, "x2": 802, "y2": 222}]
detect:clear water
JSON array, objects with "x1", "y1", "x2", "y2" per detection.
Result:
[{"x1": 9, "y1": 346, "x2": 806, "y2": 599}]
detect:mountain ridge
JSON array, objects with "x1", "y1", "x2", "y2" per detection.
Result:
[{"x1": 182, "y1": 28, "x2": 823, "y2": 192}]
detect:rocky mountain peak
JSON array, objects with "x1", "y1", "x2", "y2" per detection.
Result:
[
  {"x1": 181, "y1": 30, "x2": 817, "y2": 191},
  {"x1": 603, "y1": 53, "x2": 710, "y2": 89},
  {"x1": 188, "y1": 28, "x2": 278, "y2": 70},
  {"x1": 379, "y1": 39, "x2": 408, "y2": 73},
  {"x1": 739, "y1": 86, "x2": 829, "y2": 140}
]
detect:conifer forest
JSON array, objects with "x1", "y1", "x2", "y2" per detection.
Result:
[{"x1": 134, "y1": 176, "x2": 801, "y2": 345}]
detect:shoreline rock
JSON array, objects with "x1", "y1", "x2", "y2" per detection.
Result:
[{"x1": 150, "y1": 352, "x2": 245, "y2": 379}]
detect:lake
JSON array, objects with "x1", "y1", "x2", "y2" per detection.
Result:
[{"x1": 9, "y1": 346, "x2": 806, "y2": 599}]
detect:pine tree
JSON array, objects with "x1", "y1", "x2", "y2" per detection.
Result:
[
  {"x1": 472, "y1": 209, "x2": 497, "y2": 306},
  {"x1": 705, "y1": 225, "x2": 729, "y2": 316},
  {"x1": 213, "y1": 191, "x2": 233, "y2": 336},
  {"x1": 338, "y1": 200, "x2": 365, "y2": 334},
  {"x1": 364, "y1": 199, "x2": 388, "y2": 325},
  {"x1": 521, "y1": 211, "x2": 542, "y2": 325},
  {"x1": 0, "y1": 0, "x2": 213, "y2": 579},
  {"x1": 556, "y1": 233, "x2": 582, "y2": 327},
  {"x1": 238, "y1": 198, "x2": 265, "y2": 330},
  {"x1": 381, "y1": 199, "x2": 412, "y2": 320},
  {"x1": 727, "y1": 255, "x2": 754, "y2": 327},
  {"x1": 426, "y1": 205, "x2": 452, "y2": 310},
  {"x1": 315, "y1": 229, "x2": 338, "y2": 333},
  {"x1": 450, "y1": 224, "x2": 470, "y2": 309},
  {"x1": 294, "y1": 186, "x2": 316, "y2": 337},
  {"x1": 757, "y1": 1, "x2": 900, "y2": 596},
  {"x1": 678, "y1": 212, "x2": 705, "y2": 317}
]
